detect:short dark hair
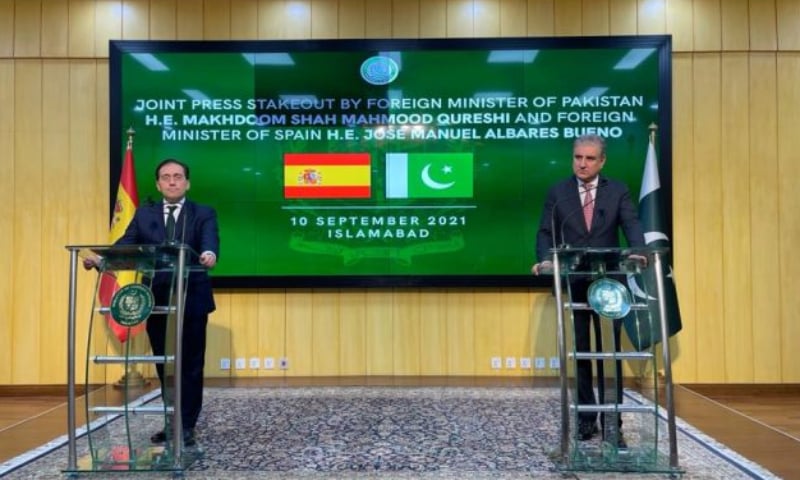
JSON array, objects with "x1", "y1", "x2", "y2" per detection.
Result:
[{"x1": 155, "y1": 158, "x2": 190, "y2": 180}]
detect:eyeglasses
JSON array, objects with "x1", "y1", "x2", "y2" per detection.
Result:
[{"x1": 159, "y1": 173, "x2": 186, "y2": 182}]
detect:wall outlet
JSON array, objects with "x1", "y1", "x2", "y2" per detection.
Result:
[
  {"x1": 249, "y1": 357, "x2": 260, "y2": 369},
  {"x1": 534, "y1": 357, "x2": 546, "y2": 369},
  {"x1": 505, "y1": 357, "x2": 516, "y2": 369},
  {"x1": 264, "y1": 357, "x2": 275, "y2": 369},
  {"x1": 279, "y1": 357, "x2": 289, "y2": 370},
  {"x1": 490, "y1": 356, "x2": 502, "y2": 369},
  {"x1": 235, "y1": 357, "x2": 246, "y2": 370},
  {"x1": 520, "y1": 357, "x2": 532, "y2": 369},
  {"x1": 549, "y1": 356, "x2": 560, "y2": 369},
  {"x1": 219, "y1": 358, "x2": 231, "y2": 370}
]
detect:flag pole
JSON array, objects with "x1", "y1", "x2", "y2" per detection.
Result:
[{"x1": 113, "y1": 127, "x2": 150, "y2": 390}]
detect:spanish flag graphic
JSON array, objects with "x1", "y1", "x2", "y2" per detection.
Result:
[{"x1": 284, "y1": 153, "x2": 372, "y2": 199}]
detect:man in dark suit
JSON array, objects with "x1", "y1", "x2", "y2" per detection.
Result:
[
  {"x1": 532, "y1": 134, "x2": 644, "y2": 444},
  {"x1": 86, "y1": 158, "x2": 219, "y2": 447}
]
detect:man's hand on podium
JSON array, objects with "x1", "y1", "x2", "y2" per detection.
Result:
[
  {"x1": 531, "y1": 260, "x2": 553, "y2": 275},
  {"x1": 82, "y1": 255, "x2": 101, "y2": 270}
]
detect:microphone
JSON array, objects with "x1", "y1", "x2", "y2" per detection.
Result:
[{"x1": 551, "y1": 181, "x2": 605, "y2": 249}]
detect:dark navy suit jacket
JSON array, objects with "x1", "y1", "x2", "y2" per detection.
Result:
[
  {"x1": 115, "y1": 199, "x2": 219, "y2": 316},
  {"x1": 536, "y1": 175, "x2": 645, "y2": 262}
]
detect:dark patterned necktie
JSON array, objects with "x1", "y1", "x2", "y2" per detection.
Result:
[{"x1": 165, "y1": 205, "x2": 178, "y2": 240}]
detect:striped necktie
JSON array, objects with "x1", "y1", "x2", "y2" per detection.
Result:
[{"x1": 582, "y1": 184, "x2": 594, "y2": 230}]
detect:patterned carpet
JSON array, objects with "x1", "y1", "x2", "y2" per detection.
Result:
[{"x1": 0, "y1": 387, "x2": 779, "y2": 479}]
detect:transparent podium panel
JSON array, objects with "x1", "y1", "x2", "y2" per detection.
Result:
[
  {"x1": 64, "y1": 244, "x2": 204, "y2": 474},
  {"x1": 547, "y1": 247, "x2": 681, "y2": 474}
]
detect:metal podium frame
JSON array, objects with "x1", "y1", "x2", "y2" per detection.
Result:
[
  {"x1": 550, "y1": 246, "x2": 679, "y2": 473},
  {"x1": 65, "y1": 243, "x2": 199, "y2": 473}
]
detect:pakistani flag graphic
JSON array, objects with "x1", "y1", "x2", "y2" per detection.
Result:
[{"x1": 385, "y1": 153, "x2": 474, "y2": 199}]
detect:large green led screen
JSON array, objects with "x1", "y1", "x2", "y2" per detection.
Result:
[{"x1": 109, "y1": 36, "x2": 672, "y2": 287}]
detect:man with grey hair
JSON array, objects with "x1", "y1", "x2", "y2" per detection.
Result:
[{"x1": 532, "y1": 134, "x2": 645, "y2": 445}]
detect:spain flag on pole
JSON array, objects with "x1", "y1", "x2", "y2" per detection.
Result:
[
  {"x1": 284, "y1": 153, "x2": 371, "y2": 199},
  {"x1": 98, "y1": 129, "x2": 143, "y2": 342}
]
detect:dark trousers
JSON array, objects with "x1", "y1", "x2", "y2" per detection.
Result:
[
  {"x1": 572, "y1": 281, "x2": 624, "y2": 426},
  {"x1": 146, "y1": 311, "x2": 208, "y2": 430}
]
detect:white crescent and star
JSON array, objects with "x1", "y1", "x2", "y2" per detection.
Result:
[
  {"x1": 627, "y1": 230, "x2": 673, "y2": 301},
  {"x1": 421, "y1": 163, "x2": 455, "y2": 190}
]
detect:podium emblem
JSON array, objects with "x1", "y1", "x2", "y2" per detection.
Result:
[
  {"x1": 110, "y1": 283, "x2": 154, "y2": 326},
  {"x1": 587, "y1": 278, "x2": 632, "y2": 319}
]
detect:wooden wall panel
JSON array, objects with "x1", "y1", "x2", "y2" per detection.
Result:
[
  {"x1": 581, "y1": 0, "x2": 609, "y2": 36},
  {"x1": 777, "y1": 0, "x2": 800, "y2": 50},
  {"x1": 339, "y1": 0, "x2": 366, "y2": 38},
  {"x1": 499, "y1": 0, "x2": 526, "y2": 36},
  {"x1": 230, "y1": 291, "x2": 260, "y2": 376},
  {"x1": 609, "y1": 0, "x2": 636, "y2": 35},
  {"x1": 12, "y1": 61, "x2": 43, "y2": 383},
  {"x1": 40, "y1": 60, "x2": 72, "y2": 383},
  {"x1": 42, "y1": 0, "x2": 69, "y2": 57},
  {"x1": 667, "y1": 0, "x2": 693, "y2": 52},
  {"x1": 68, "y1": 0, "x2": 96, "y2": 57},
  {"x1": 501, "y1": 289, "x2": 532, "y2": 376},
  {"x1": 751, "y1": 0, "x2": 778, "y2": 51},
  {"x1": 206, "y1": 292, "x2": 232, "y2": 376},
  {"x1": 720, "y1": 53, "x2": 753, "y2": 381},
  {"x1": 258, "y1": 0, "x2": 286, "y2": 39},
  {"x1": 94, "y1": 0, "x2": 122, "y2": 57},
  {"x1": 392, "y1": 291, "x2": 421, "y2": 374},
  {"x1": 14, "y1": 0, "x2": 42, "y2": 57},
  {"x1": 473, "y1": 290, "x2": 502, "y2": 375},
  {"x1": 230, "y1": 0, "x2": 258, "y2": 40},
  {"x1": 176, "y1": 0, "x2": 203, "y2": 40},
  {"x1": 447, "y1": 0, "x2": 475, "y2": 38},
  {"x1": 446, "y1": 291, "x2": 474, "y2": 375},
  {"x1": 392, "y1": 0, "x2": 419, "y2": 39},
  {"x1": 0, "y1": 60, "x2": 14, "y2": 383},
  {"x1": 692, "y1": 0, "x2": 721, "y2": 51},
  {"x1": 339, "y1": 290, "x2": 366, "y2": 375},
  {"x1": 691, "y1": 53, "x2": 724, "y2": 382},
  {"x1": 259, "y1": 290, "x2": 288, "y2": 377},
  {"x1": 526, "y1": 0, "x2": 554, "y2": 36},
  {"x1": 668, "y1": 55, "x2": 698, "y2": 380},
  {"x1": 150, "y1": 0, "x2": 176, "y2": 40},
  {"x1": 122, "y1": 0, "x2": 150, "y2": 40},
  {"x1": 418, "y1": 290, "x2": 447, "y2": 375},
  {"x1": 419, "y1": 0, "x2": 446, "y2": 38},
  {"x1": 720, "y1": 0, "x2": 748, "y2": 51},
  {"x1": 311, "y1": 291, "x2": 340, "y2": 375},
  {"x1": 204, "y1": 0, "x2": 232, "y2": 40},
  {"x1": 638, "y1": 0, "x2": 666, "y2": 35},
  {"x1": 286, "y1": 290, "x2": 314, "y2": 374},
  {"x1": 365, "y1": 0, "x2": 391, "y2": 38},
  {"x1": 748, "y1": 53, "x2": 781, "y2": 382},
  {"x1": 287, "y1": 0, "x2": 313, "y2": 39},
  {"x1": 776, "y1": 53, "x2": 800, "y2": 381},
  {"x1": 0, "y1": 0, "x2": 12, "y2": 57},
  {"x1": 475, "y1": 0, "x2": 500, "y2": 37},
  {"x1": 553, "y1": 0, "x2": 581, "y2": 36},
  {"x1": 311, "y1": 0, "x2": 338, "y2": 39},
  {"x1": 366, "y1": 291, "x2": 393, "y2": 374}
]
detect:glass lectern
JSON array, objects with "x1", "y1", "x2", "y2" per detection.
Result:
[
  {"x1": 64, "y1": 244, "x2": 203, "y2": 474},
  {"x1": 546, "y1": 246, "x2": 681, "y2": 474}
]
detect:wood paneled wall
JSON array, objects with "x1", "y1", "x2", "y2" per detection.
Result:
[{"x1": 1, "y1": 0, "x2": 799, "y2": 385}]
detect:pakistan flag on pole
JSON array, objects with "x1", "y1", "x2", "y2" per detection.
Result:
[
  {"x1": 385, "y1": 153, "x2": 473, "y2": 199},
  {"x1": 624, "y1": 130, "x2": 683, "y2": 350}
]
